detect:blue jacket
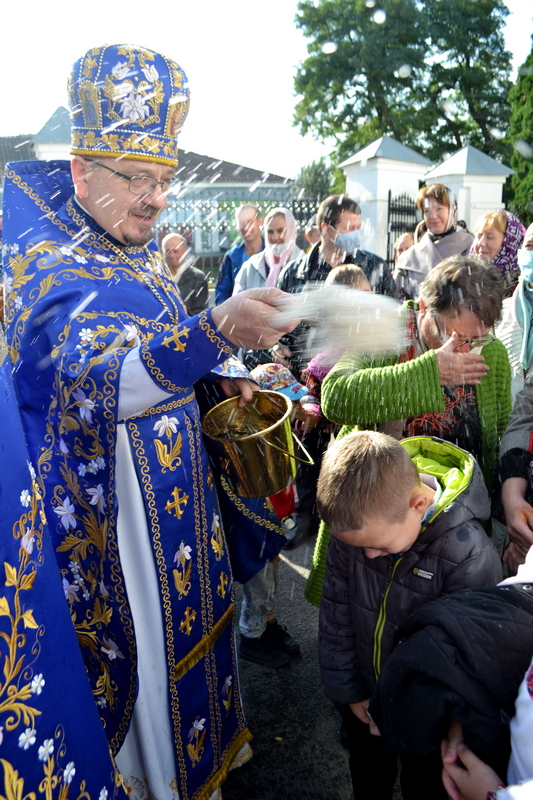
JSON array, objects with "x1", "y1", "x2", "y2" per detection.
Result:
[{"x1": 215, "y1": 238, "x2": 264, "y2": 304}]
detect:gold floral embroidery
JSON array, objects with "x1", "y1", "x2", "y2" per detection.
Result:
[
  {"x1": 210, "y1": 513, "x2": 224, "y2": 561},
  {"x1": 153, "y1": 416, "x2": 183, "y2": 473},
  {"x1": 186, "y1": 718, "x2": 206, "y2": 766},
  {"x1": 173, "y1": 542, "x2": 192, "y2": 600}
]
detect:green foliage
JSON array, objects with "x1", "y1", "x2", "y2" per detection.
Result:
[
  {"x1": 508, "y1": 42, "x2": 533, "y2": 228},
  {"x1": 295, "y1": 157, "x2": 334, "y2": 197},
  {"x1": 294, "y1": 0, "x2": 513, "y2": 164}
]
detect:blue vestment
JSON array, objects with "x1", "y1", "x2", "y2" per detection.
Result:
[
  {"x1": 0, "y1": 331, "x2": 126, "y2": 797},
  {"x1": 2, "y1": 160, "x2": 281, "y2": 799}
]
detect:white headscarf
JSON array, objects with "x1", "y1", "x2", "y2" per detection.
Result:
[{"x1": 264, "y1": 207, "x2": 298, "y2": 287}]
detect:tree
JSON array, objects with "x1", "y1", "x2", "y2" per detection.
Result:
[
  {"x1": 508, "y1": 41, "x2": 533, "y2": 228},
  {"x1": 294, "y1": 157, "x2": 334, "y2": 197},
  {"x1": 294, "y1": 0, "x2": 513, "y2": 164}
]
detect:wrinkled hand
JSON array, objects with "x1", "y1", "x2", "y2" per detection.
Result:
[
  {"x1": 441, "y1": 721, "x2": 502, "y2": 800},
  {"x1": 211, "y1": 288, "x2": 300, "y2": 350},
  {"x1": 502, "y1": 477, "x2": 533, "y2": 556},
  {"x1": 435, "y1": 332, "x2": 489, "y2": 386},
  {"x1": 503, "y1": 541, "x2": 527, "y2": 572},
  {"x1": 218, "y1": 378, "x2": 259, "y2": 408}
]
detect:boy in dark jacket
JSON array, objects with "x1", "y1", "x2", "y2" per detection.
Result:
[{"x1": 317, "y1": 431, "x2": 502, "y2": 800}]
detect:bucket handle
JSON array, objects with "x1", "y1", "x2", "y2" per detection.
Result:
[{"x1": 258, "y1": 431, "x2": 314, "y2": 466}]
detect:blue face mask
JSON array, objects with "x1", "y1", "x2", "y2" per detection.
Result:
[
  {"x1": 518, "y1": 249, "x2": 533, "y2": 284},
  {"x1": 332, "y1": 229, "x2": 361, "y2": 254}
]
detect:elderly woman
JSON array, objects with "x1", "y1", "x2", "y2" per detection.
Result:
[
  {"x1": 233, "y1": 206, "x2": 303, "y2": 293},
  {"x1": 305, "y1": 255, "x2": 512, "y2": 605},
  {"x1": 394, "y1": 184, "x2": 474, "y2": 300},
  {"x1": 495, "y1": 222, "x2": 533, "y2": 400},
  {"x1": 470, "y1": 210, "x2": 526, "y2": 297}
]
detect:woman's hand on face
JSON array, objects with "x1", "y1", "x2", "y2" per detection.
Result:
[{"x1": 434, "y1": 332, "x2": 489, "y2": 386}]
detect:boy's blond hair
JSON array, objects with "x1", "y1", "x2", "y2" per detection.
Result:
[
  {"x1": 317, "y1": 431, "x2": 420, "y2": 533},
  {"x1": 324, "y1": 264, "x2": 371, "y2": 291}
]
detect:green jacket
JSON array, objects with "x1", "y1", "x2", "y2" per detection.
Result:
[{"x1": 306, "y1": 326, "x2": 511, "y2": 607}]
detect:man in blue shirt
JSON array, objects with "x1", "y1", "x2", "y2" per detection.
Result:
[{"x1": 215, "y1": 204, "x2": 264, "y2": 303}]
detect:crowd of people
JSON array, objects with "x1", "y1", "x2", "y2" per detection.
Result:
[{"x1": 2, "y1": 39, "x2": 533, "y2": 800}]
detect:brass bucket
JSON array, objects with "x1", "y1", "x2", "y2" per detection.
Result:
[{"x1": 201, "y1": 390, "x2": 313, "y2": 498}]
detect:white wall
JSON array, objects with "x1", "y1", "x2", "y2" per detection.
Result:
[
  {"x1": 344, "y1": 158, "x2": 428, "y2": 257},
  {"x1": 33, "y1": 142, "x2": 71, "y2": 161}
]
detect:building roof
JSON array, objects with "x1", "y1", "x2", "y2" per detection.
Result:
[
  {"x1": 1, "y1": 107, "x2": 291, "y2": 186},
  {"x1": 0, "y1": 135, "x2": 35, "y2": 175},
  {"x1": 175, "y1": 149, "x2": 290, "y2": 185},
  {"x1": 32, "y1": 107, "x2": 72, "y2": 144},
  {"x1": 424, "y1": 144, "x2": 514, "y2": 178},
  {"x1": 338, "y1": 136, "x2": 432, "y2": 168}
]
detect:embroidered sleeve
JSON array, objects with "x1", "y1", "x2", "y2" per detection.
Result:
[{"x1": 140, "y1": 309, "x2": 235, "y2": 394}]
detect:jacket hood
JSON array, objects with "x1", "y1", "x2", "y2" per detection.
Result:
[{"x1": 401, "y1": 436, "x2": 490, "y2": 543}]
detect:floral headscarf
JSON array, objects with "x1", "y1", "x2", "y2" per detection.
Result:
[{"x1": 470, "y1": 211, "x2": 526, "y2": 276}]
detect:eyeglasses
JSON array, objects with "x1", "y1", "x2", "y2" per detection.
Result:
[
  {"x1": 90, "y1": 161, "x2": 176, "y2": 196},
  {"x1": 433, "y1": 314, "x2": 496, "y2": 349}
]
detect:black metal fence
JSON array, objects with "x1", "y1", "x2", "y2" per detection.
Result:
[
  {"x1": 155, "y1": 191, "x2": 322, "y2": 272},
  {"x1": 386, "y1": 190, "x2": 419, "y2": 265}
]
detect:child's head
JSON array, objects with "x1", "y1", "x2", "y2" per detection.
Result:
[
  {"x1": 317, "y1": 431, "x2": 431, "y2": 558},
  {"x1": 324, "y1": 264, "x2": 371, "y2": 292}
]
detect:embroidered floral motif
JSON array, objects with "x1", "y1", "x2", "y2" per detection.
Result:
[
  {"x1": 173, "y1": 541, "x2": 192, "y2": 600},
  {"x1": 187, "y1": 718, "x2": 206, "y2": 766},
  {"x1": 210, "y1": 513, "x2": 225, "y2": 560},
  {"x1": 153, "y1": 415, "x2": 183, "y2": 472}
]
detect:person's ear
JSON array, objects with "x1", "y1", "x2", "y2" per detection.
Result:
[
  {"x1": 71, "y1": 157, "x2": 91, "y2": 200},
  {"x1": 409, "y1": 489, "x2": 430, "y2": 518}
]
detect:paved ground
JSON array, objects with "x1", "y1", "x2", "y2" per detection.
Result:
[{"x1": 223, "y1": 537, "x2": 403, "y2": 800}]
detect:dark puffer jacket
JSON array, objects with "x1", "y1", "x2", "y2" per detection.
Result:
[
  {"x1": 319, "y1": 436, "x2": 503, "y2": 707},
  {"x1": 369, "y1": 584, "x2": 533, "y2": 779}
]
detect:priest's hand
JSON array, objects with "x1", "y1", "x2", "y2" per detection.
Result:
[
  {"x1": 218, "y1": 378, "x2": 259, "y2": 408},
  {"x1": 211, "y1": 288, "x2": 300, "y2": 350}
]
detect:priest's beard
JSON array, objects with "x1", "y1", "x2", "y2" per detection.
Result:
[{"x1": 123, "y1": 204, "x2": 160, "y2": 246}]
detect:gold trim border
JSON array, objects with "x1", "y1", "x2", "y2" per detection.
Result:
[
  {"x1": 173, "y1": 603, "x2": 234, "y2": 682},
  {"x1": 198, "y1": 728, "x2": 253, "y2": 800},
  {"x1": 70, "y1": 148, "x2": 179, "y2": 168}
]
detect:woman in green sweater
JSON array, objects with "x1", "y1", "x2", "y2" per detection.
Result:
[{"x1": 306, "y1": 255, "x2": 512, "y2": 605}]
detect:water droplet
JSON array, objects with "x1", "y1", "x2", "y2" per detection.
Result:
[
  {"x1": 489, "y1": 127, "x2": 504, "y2": 140},
  {"x1": 373, "y1": 8, "x2": 387, "y2": 23},
  {"x1": 514, "y1": 139, "x2": 533, "y2": 160},
  {"x1": 365, "y1": 0, "x2": 376, "y2": 6},
  {"x1": 321, "y1": 41, "x2": 338, "y2": 55},
  {"x1": 396, "y1": 64, "x2": 412, "y2": 79}
]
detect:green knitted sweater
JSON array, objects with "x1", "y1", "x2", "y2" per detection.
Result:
[{"x1": 304, "y1": 331, "x2": 512, "y2": 607}]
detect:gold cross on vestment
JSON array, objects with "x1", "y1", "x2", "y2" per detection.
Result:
[
  {"x1": 165, "y1": 487, "x2": 189, "y2": 518},
  {"x1": 217, "y1": 572, "x2": 229, "y2": 599},
  {"x1": 179, "y1": 606, "x2": 197, "y2": 635},
  {"x1": 162, "y1": 326, "x2": 189, "y2": 352}
]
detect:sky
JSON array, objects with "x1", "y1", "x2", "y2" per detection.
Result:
[{"x1": 2, "y1": 0, "x2": 532, "y2": 179}]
